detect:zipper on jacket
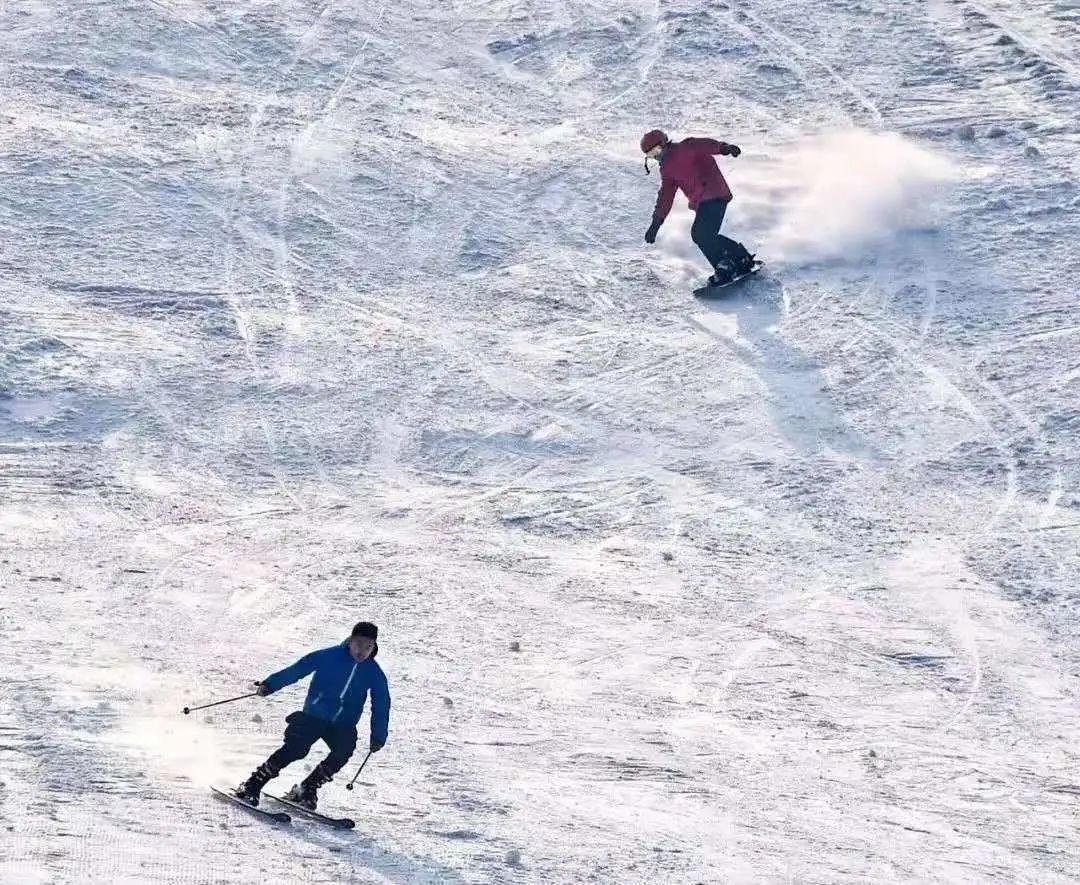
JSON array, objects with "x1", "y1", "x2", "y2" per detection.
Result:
[{"x1": 333, "y1": 662, "x2": 358, "y2": 722}]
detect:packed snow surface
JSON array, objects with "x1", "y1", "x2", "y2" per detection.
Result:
[{"x1": 1, "y1": 0, "x2": 1079, "y2": 883}]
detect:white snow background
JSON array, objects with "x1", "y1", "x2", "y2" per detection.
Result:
[{"x1": 1, "y1": 0, "x2": 1079, "y2": 883}]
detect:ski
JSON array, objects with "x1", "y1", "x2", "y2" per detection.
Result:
[
  {"x1": 265, "y1": 793, "x2": 356, "y2": 829},
  {"x1": 210, "y1": 786, "x2": 291, "y2": 823}
]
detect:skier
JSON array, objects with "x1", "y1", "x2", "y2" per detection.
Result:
[
  {"x1": 234, "y1": 621, "x2": 390, "y2": 810},
  {"x1": 640, "y1": 129, "x2": 756, "y2": 286}
]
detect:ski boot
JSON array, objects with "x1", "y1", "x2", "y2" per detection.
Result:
[
  {"x1": 235, "y1": 762, "x2": 276, "y2": 807},
  {"x1": 283, "y1": 781, "x2": 319, "y2": 811},
  {"x1": 285, "y1": 760, "x2": 335, "y2": 811}
]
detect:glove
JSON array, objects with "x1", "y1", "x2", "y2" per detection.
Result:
[
  {"x1": 644, "y1": 221, "x2": 660, "y2": 244},
  {"x1": 725, "y1": 144, "x2": 741, "y2": 158},
  {"x1": 254, "y1": 681, "x2": 271, "y2": 697},
  {"x1": 369, "y1": 738, "x2": 385, "y2": 753}
]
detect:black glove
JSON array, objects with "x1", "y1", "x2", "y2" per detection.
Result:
[
  {"x1": 645, "y1": 221, "x2": 660, "y2": 244},
  {"x1": 254, "y1": 681, "x2": 271, "y2": 697},
  {"x1": 369, "y1": 738, "x2": 385, "y2": 753},
  {"x1": 725, "y1": 144, "x2": 741, "y2": 158}
]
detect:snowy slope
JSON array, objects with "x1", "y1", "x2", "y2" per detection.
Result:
[{"x1": 1, "y1": 0, "x2": 1079, "y2": 883}]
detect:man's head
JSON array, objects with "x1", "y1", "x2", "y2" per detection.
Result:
[
  {"x1": 349, "y1": 621, "x2": 378, "y2": 662},
  {"x1": 640, "y1": 129, "x2": 669, "y2": 161}
]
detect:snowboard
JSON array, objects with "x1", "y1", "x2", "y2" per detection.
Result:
[
  {"x1": 210, "y1": 786, "x2": 291, "y2": 823},
  {"x1": 693, "y1": 260, "x2": 764, "y2": 297}
]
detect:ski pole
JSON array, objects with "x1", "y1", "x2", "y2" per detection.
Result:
[
  {"x1": 182, "y1": 691, "x2": 260, "y2": 715},
  {"x1": 344, "y1": 751, "x2": 373, "y2": 791}
]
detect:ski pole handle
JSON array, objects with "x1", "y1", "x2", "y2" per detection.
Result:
[
  {"x1": 344, "y1": 751, "x2": 373, "y2": 791},
  {"x1": 181, "y1": 691, "x2": 260, "y2": 715}
]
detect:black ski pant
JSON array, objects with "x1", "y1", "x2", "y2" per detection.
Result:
[
  {"x1": 262, "y1": 711, "x2": 357, "y2": 785},
  {"x1": 691, "y1": 198, "x2": 750, "y2": 270}
]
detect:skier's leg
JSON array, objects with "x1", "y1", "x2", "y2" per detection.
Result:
[
  {"x1": 293, "y1": 724, "x2": 358, "y2": 806},
  {"x1": 319, "y1": 724, "x2": 358, "y2": 778},
  {"x1": 238, "y1": 711, "x2": 320, "y2": 802}
]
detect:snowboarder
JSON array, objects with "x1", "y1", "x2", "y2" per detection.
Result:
[
  {"x1": 640, "y1": 129, "x2": 756, "y2": 286},
  {"x1": 235, "y1": 621, "x2": 390, "y2": 810}
]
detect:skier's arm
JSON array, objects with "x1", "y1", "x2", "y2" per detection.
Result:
[
  {"x1": 682, "y1": 136, "x2": 740, "y2": 157},
  {"x1": 260, "y1": 650, "x2": 321, "y2": 694},
  {"x1": 368, "y1": 671, "x2": 391, "y2": 749},
  {"x1": 651, "y1": 178, "x2": 678, "y2": 225}
]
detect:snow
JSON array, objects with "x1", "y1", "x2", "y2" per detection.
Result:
[
  {"x1": 2, "y1": 0, "x2": 1079, "y2": 883},
  {"x1": 761, "y1": 130, "x2": 962, "y2": 262}
]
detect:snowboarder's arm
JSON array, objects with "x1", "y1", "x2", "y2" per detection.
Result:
[
  {"x1": 369, "y1": 671, "x2": 391, "y2": 747},
  {"x1": 260, "y1": 650, "x2": 321, "y2": 694},
  {"x1": 652, "y1": 178, "x2": 678, "y2": 225},
  {"x1": 682, "y1": 136, "x2": 738, "y2": 156}
]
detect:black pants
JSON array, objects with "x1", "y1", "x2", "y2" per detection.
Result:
[
  {"x1": 691, "y1": 199, "x2": 750, "y2": 270},
  {"x1": 263, "y1": 711, "x2": 357, "y2": 784}
]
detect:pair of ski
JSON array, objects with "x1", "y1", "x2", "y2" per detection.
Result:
[{"x1": 210, "y1": 785, "x2": 355, "y2": 829}]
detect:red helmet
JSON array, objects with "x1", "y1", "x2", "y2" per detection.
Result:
[{"x1": 640, "y1": 129, "x2": 668, "y2": 153}]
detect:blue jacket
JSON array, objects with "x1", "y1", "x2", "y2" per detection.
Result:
[{"x1": 261, "y1": 642, "x2": 390, "y2": 742}]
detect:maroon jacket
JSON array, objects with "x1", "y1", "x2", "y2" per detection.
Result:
[{"x1": 651, "y1": 137, "x2": 736, "y2": 223}]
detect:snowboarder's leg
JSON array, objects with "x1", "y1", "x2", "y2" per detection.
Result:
[
  {"x1": 237, "y1": 711, "x2": 321, "y2": 805},
  {"x1": 286, "y1": 724, "x2": 357, "y2": 809},
  {"x1": 692, "y1": 199, "x2": 754, "y2": 282},
  {"x1": 690, "y1": 199, "x2": 730, "y2": 271}
]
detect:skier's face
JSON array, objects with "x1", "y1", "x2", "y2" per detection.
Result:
[
  {"x1": 645, "y1": 145, "x2": 663, "y2": 161},
  {"x1": 349, "y1": 635, "x2": 375, "y2": 662}
]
